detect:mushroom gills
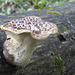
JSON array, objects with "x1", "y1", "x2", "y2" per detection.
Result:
[{"x1": 3, "y1": 31, "x2": 37, "y2": 66}]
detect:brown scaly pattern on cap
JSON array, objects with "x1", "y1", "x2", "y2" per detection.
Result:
[{"x1": 0, "y1": 16, "x2": 58, "y2": 40}]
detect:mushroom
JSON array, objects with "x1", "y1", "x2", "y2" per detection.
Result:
[{"x1": 0, "y1": 16, "x2": 58, "y2": 66}]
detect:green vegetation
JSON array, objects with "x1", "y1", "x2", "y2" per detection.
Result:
[
  {"x1": 33, "y1": 0, "x2": 49, "y2": 9},
  {"x1": 48, "y1": 11, "x2": 62, "y2": 15},
  {"x1": 71, "y1": 34, "x2": 74, "y2": 38},
  {"x1": 60, "y1": 24, "x2": 69, "y2": 32},
  {"x1": 54, "y1": 55, "x2": 65, "y2": 75},
  {"x1": 0, "y1": 0, "x2": 74, "y2": 15},
  {"x1": 33, "y1": 7, "x2": 51, "y2": 11}
]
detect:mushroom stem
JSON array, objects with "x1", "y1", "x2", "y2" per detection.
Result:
[
  {"x1": 3, "y1": 31, "x2": 37, "y2": 66},
  {"x1": 0, "y1": 16, "x2": 59, "y2": 66}
]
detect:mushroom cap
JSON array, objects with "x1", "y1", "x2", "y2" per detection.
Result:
[{"x1": 0, "y1": 16, "x2": 58, "y2": 40}]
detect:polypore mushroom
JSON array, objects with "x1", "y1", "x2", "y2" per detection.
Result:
[{"x1": 0, "y1": 16, "x2": 58, "y2": 66}]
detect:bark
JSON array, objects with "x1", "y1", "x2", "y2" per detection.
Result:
[{"x1": 0, "y1": 2, "x2": 75, "y2": 75}]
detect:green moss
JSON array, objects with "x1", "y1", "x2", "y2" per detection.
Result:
[
  {"x1": 0, "y1": 18, "x2": 2, "y2": 20},
  {"x1": 54, "y1": 55, "x2": 65, "y2": 75},
  {"x1": 33, "y1": 7, "x2": 51, "y2": 11},
  {"x1": 48, "y1": 11, "x2": 62, "y2": 16},
  {"x1": 71, "y1": 34, "x2": 74, "y2": 38},
  {"x1": 60, "y1": 24, "x2": 69, "y2": 32}
]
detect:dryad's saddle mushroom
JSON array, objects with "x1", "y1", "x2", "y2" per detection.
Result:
[{"x1": 0, "y1": 16, "x2": 58, "y2": 66}]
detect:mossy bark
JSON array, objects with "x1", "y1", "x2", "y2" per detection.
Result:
[{"x1": 0, "y1": 2, "x2": 75, "y2": 75}]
